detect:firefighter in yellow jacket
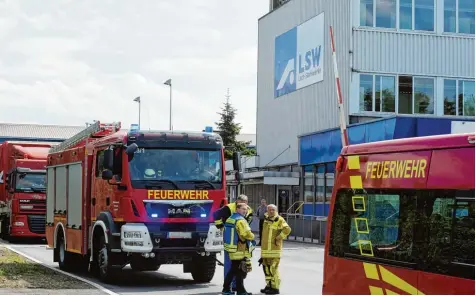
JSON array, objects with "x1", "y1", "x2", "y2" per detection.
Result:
[
  {"x1": 214, "y1": 194, "x2": 253, "y2": 292},
  {"x1": 222, "y1": 203, "x2": 255, "y2": 295},
  {"x1": 259, "y1": 204, "x2": 291, "y2": 295}
]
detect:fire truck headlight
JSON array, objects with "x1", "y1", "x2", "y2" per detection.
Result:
[
  {"x1": 151, "y1": 213, "x2": 158, "y2": 218},
  {"x1": 20, "y1": 205, "x2": 34, "y2": 210},
  {"x1": 200, "y1": 213, "x2": 207, "y2": 218},
  {"x1": 14, "y1": 222, "x2": 24, "y2": 227},
  {"x1": 123, "y1": 231, "x2": 142, "y2": 239}
]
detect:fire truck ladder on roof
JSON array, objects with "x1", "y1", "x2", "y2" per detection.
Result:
[{"x1": 49, "y1": 121, "x2": 120, "y2": 154}]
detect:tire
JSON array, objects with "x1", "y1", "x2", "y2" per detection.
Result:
[
  {"x1": 57, "y1": 233, "x2": 72, "y2": 271},
  {"x1": 191, "y1": 254, "x2": 216, "y2": 283},
  {"x1": 96, "y1": 235, "x2": 117, "y2": 283}
]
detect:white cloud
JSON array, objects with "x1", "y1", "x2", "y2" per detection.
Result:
[{"x1": 0, "y1": 0, "x2": 268, "y2": 133}]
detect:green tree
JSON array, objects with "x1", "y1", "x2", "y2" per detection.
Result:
[{"x1": 215, "y1": 89, "x2": 255, "y2": 160}]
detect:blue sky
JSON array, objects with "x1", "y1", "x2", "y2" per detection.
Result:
[{"x1": 0, "y1": 0, "x2": 268, "y2": 133}]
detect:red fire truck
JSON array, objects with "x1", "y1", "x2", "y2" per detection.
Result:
[
  {"x1": 45, "y1": 121, "x2": 227, "y2": 283},
  {"x1": 0, "y1": 141, "x2": 52, "y2": 241},
  {"x1": 323, "y1": 133, "x2": 475, "y2": 295}
]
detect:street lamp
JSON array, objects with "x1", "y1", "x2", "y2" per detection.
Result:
[
  {"x1": 133, "y1": 96, "x2": 141, "y2": 129},
  {"x1": 163, "y1": 78, "x2": 172, "y2": 131}
]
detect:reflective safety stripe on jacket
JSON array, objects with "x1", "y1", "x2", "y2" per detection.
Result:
[
  {"x1": 223, "y1": 213, "x2": 255, "y2": 260},
  {"x1": 261, "y1": 214, "x2": 291, "y2": 258},
  {"x1": 224, "y1": 213, "x2": 244, "y2": 253}
]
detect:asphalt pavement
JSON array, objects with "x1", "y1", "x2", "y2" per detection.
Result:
[{"x1": 1, "y1": 239, "x2": 324, "y2": 295}]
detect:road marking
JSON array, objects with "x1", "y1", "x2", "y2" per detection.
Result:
[{"x1": 1, "y1": 244, "x2": 118, "y2": 295}]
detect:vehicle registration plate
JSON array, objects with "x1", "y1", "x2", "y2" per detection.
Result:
[{"x1": 168, "y1": 232, "x2": 192, "y2": 239}]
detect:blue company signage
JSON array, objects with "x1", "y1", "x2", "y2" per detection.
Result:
[{"x1": 274, "y1": 13, "x2": 324, "y2": 98}]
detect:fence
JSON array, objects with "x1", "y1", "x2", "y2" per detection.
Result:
[{"x1": 281, "y1": 213, "x2": 328, "y2": 244}]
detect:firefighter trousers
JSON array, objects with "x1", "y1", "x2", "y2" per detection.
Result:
[
  {"x1": 224, "y1": 251, "x2": 236, "y2": 289},
  {"x1": 262, "y1": 258, "x2": 281, "y2": 289}
]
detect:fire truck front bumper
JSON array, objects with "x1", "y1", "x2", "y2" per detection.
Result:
[{"x1": 119, "y1": 223, "x2": 223, "y2": 254}]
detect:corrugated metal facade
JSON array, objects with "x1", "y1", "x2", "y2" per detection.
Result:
[
  {"x1": 0, "y1": 123, "x2": 85, "y2": 140},
  {"x1": 256, "y1": 0, "x2": 352, "y2": 167},
  {"x1": 353, "y1": 29, "x2": 475, "y2": 78}
]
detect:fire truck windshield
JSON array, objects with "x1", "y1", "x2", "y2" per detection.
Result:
[
  {"x1": 15, "y1": 173, "x2": 47, "y2": 193},
  {"x1": 128, "y1": 148, "x2": 222, "y2": 190}
]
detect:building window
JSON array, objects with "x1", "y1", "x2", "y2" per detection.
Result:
[
  {"x1": 413, "y1": 77, "x2": 435, "y2": 114},
  {"x1": 444, "y1": 0, "x2": 475, "y2": 34},
  {"x1": 303, "y1": 166, "x2": 314, "y2": 203},
  {"x1": 325, "y1": 163, "x2": 335, "y2": 203},
  {"x1": 359, "y1": 74, "x2": 396, "y2": 113},
  {"x1": 376, "y1": 0, "x2": 397, "y2": 28},
  {"x1": 397, "y1": 76, "x2": 435, "y2": 114},
  {"x1": 362, "y1": 0, "x2": 437, "y2": 31},
  {"x1": 444, "y1": 79, "x2": 475, "y2": 116},
  {"x1": 358, "y1": 74, "x2": 476, "y2": 117},
  {"x1": 315, "y1": 165, "x2": 325, "y2": 203},
  {"x1": 359, "y1": 74, "x2": 373, "y2": 111},
  {"x1": 444, "y1": 79, "x2": 458, "y2": 115},
  {"x1": 459, "y1": 80, "x2": 475, "y2": 116},
  {"x1": 400, "y1": 0, "x2": 435, "y2": 31},
  {"x1": 360, "y1": 0, "x2": 374, "y2": 26}
]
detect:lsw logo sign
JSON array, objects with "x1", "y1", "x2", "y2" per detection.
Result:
[{"x1": 274, "y1": 13, "x2": 325, "y2": 98}]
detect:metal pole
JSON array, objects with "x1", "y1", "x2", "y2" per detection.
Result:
[
  {"x1": 169, "y1": 84, "x2": 173, "y2": 131},
  {"x1": 138, "y1": 100, "x2": 141, "y2": 129},
  {"x1": 329, "y1": 26, "x2": 349, "y2": 147}
]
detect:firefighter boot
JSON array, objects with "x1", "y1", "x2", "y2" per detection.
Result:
[
  {"x1": 265, "y1": 288, "x2": 279, "y2": 295},
  {"x1": 260, "y1": 282, "x2": 271, "y2": 294}
]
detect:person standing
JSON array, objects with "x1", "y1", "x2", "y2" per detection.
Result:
[
  {"x1": 222, "y1": 203, "x2": 254, "y2": 295},
  {"x1": 259, "y1": 204, "x2": 291, "y2": 295},
  {"x1": 256, "y1": 199, "x2": 267, "y2": 246},
  {"x1": 214, "y1": 194, "x2": 253, "y2": 292}
]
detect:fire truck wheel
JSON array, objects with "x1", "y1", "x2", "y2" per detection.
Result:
[
  {"x1": 96, "y1": 235, "x2": 117, "y2": 283},
  {"x1": 190, "y1": 254, "x2": 216, "y2": 283},
  {"x1": 57, "y1": 233, "x2": 73, "y2": 271}
]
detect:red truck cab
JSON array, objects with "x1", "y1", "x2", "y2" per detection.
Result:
[{"x1": 0, "y1": 142, "x2": 51, "y2": 240}]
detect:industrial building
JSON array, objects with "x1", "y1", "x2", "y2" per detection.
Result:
[
  {"x1": 226, "y1": 0, "x2": 475, "y2": 218},
  {"x1": 0, "y1": 123, "x2": 85, "y2": 143}
]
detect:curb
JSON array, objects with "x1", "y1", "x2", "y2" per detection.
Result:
[{"x1": 1, "y1": 244, "x2": 117, "y2": 295}]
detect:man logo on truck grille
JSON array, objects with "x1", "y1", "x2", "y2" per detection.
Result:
[{"x1": 168, "y1": 208, "x2": 191, "y2": 215}]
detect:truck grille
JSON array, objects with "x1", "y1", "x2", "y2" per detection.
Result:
[
  {"x1": 27, "y1": 215, "x2": 46, "y2": 234},
  {"x1": 19, "y1": 199, "x2": 46, "y2": 214}
]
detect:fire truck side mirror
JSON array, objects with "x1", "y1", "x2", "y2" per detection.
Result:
[
  {"x1": 102, "y1": 169, "x2": 113, "y2": 180},
  {"x1": 125, "y1": 143, "x2": 138, "y2": 155},
  {"x1": 103, "y1": 148, "x2": 114, "y2": 170},
  {"x1": 233, "y1": 152, "x2": 241, "y2": 172}
]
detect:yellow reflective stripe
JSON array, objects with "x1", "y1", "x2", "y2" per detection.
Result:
[
  {"x1": 215, "y1": 220, "x2": 223, "y2": 225},
  {"x1": 363, "y1": 263, "x2": 379, "y2": 280},
  {"x1": 350, "y1": 175, "x2": 363, "y2": 189},
  {"x1": 369, "y1": 286, "x2": 384, "y2": 295},
  {"x1": 385, "y1": 289, "x2": 399, "y2": 295},
  {"x1": 347, "y1": 155, "x2": 361, "y2": 170},
  {"x1": 379, "y1": 266, "x2": 424, "y2": 295},
  {"x1": 355, "y1": 218, "x2": 370, "y2": 234}
]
